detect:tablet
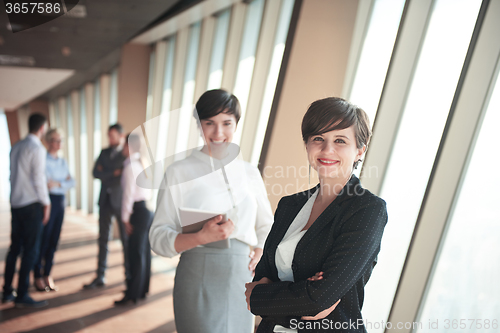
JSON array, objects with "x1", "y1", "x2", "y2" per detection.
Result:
[{"x1": 178, "y1": 207, "x2": 230, "y2": 249}]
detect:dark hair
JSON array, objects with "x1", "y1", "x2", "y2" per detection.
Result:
[
  {"x1": 108, "y1": 123, "x2": 124, "y2": 134},
  {"x1": 125, "y1": 133, "x2": 140, "y2": 153},
  {"x1": 194, "y1": 89, "x2": 241, "y2": 123},
  {"x1": 301, "y1": 97, "x2": 371, "y2": 149},
  {"x1": 28, "y1": 113, "x2": 47, "y2": 133}
]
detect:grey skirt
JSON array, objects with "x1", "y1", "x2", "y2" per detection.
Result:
[{"x1": 173, "y1": 239, "x2": 254, "y2": 333}]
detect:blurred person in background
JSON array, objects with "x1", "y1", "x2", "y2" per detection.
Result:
[
  {"x1": 2, "y1": 113, "x2": 50, "y2": 308},
  {"x1": 84, "y1": 123, "x2": 130, "y2": 289},
  {"x1": 114, "y1": 133, "x2": 153, "y2": 305},
  {"x1": 33, "y1": 128, "x2": 75, "y2": 292}
]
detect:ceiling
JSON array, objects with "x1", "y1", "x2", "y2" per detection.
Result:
[
  {"x1": 0, "y1": 66, "x2": 74, "y2": 109},
  {"x1": 0, "y1": 0, "x2": 182, "y2": 110}
]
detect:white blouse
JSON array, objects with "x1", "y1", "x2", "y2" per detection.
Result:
[
  {"x1": 121, "y1": 153, "x2": 151, "y2": 223},
  {"x1": 276, "y1": 189, "x2": 318, "y2": 282},
  {"x1": 149, "y1": 148, "x2": 274, "y2": 258},
  {"x1": 274, "y1": 190, "x2": 318, "y2": 333}
]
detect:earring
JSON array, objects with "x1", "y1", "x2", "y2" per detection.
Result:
[{"x1": 353, "y1": 159, "x2": 363, "y2": 169}]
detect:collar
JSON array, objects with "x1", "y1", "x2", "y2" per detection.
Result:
[
  {"x1": 46, "y1": 152, "x2": 59, "y2": 160},
  {"x1": 293, "y1": 174, "x2": 360, "y2": 206},
  {"x1": 110, "y1": 142, "x2": 124, "y2": 152},
  {"x1": 191, "y1": 144, "x2": 240, "y2": 167},
  {"x1": 27, "y1": 133, "x2": 42, "y2": 145}
]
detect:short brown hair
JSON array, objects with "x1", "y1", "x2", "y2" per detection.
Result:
[
  {"x1": 194, "y1": 89, "x2": 241, "y2": 123},
  {"x1": 301, "y1": 97, "x2": 371, "y2": 149}
]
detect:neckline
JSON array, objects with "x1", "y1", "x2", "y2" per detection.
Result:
[{"x1": 191, "y1": 145, "x2": 240, "y2": 167}]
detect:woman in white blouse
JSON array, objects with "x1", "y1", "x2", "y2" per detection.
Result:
[
  {"x1": 149, "y1": 89, "x2": 274, "y2": 333},
  {"x1": 115, "y1": 133, "x2": 153, "y2": 305}
]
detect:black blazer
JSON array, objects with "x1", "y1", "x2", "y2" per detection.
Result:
[
  {"x1": 92, "y1": 147, "x2": 126, "y2": 209},
  {"x1": 251, "y1": 175, "x2": 388, "y2": 333}
]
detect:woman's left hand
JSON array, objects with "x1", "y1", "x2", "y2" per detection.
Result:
[
  {"x1": 301, "y1": 299, "x2": 341, "y2": 321},
  {"x1": 124, "y1": 221, "x2": 133, "y2": 235},
  {"x1": 245, "y1": 277, "x2": 272, "y2": 311},
  {"x1": 248, "y1": 248, "x2": 263, "y2": 277}
]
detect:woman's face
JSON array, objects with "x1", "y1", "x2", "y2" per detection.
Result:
[
  {"x1": 200, "y1": 111, "x2": 237, "y2": 150},
  {"x1": 306, "y1": 125, "x2": 365, "y2": 181},
  {"x1": 48, "y1": 133, "x2": 62, "y2": 152}
]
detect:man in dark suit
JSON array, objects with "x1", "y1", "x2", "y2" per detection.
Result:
[{"x1": 84, "y1": 123, "x2": 130, "y2": 289}]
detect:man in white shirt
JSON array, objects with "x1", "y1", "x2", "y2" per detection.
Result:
[{"x1": 2, "y1": 113, "x2": 51, "y2": 308}]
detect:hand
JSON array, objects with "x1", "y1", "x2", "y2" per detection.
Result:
[
  {"x1": 245, "y1": 277, "x2": 272, "y2": 311},
  {"x1": 113, "y1": 169, "x2": 122, "y2": 177},
  {"x1": 307, "y1": 271, "x2": 324, "y2": 282},
  {"x1": 301, "y1": 299, "x2": 341, "y2": 320},
  {"x1": 301, "y1": 271, "x2": 341, "y2": 320},
  {"x1": 248, "y1": 248, "x2": 263, "y2": 277},
  {"x1": 123, "y1": 221, "x2": 133, "y2": 235},
  {"x1": 196, "y1": 215, "x2": 234, "y2": 245},
  {"x1": 47, "y1": 180, "x2": 60, "y2": 189},
  {"x1": 43, "y1": 204, "x2": 51, "y2": 225}
]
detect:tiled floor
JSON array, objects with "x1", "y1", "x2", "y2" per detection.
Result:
[{"x1": 0, "y1": 201, "x2": 179, "y2": 333}]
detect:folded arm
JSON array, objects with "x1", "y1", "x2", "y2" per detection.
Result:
[
  {"x1": 250, "y1": 198, "x2": 387, "y2": 317},
  {"x1": 92, "y1": 152, "x2": 114, "y2": 182},
  {"x1": 60, "y1": 159, "x2": 75, "y2": 191}
]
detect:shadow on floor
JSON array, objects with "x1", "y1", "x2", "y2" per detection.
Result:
[
  {"x1": 15, "y1": 288, "x2": 173, "y2": 333},
  {"x1": 0, "y1": 281, "x2": 126, "y2": 322}
]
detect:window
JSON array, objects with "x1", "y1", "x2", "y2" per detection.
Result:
[
  {"x1": 231, "y1": 0, "x2": 265, "y2": 145},
  {"x1": 416, "y1": 65, "x2": 500, "y2": 331},
  {"x1": 362, "y1": 0, "x2": 483, "y2": 327},
  {"x1": 207, "y1": 9, "x2": 230, "y2": 90},
  {"x1": 0, "y1": 109, "x2": 11, "y2": 200},
  {"x1": 93, "y1": 79, "x2": 101, "y2": 215},
  {"x1": 79, "y1": 88, "x2": 89, "y2": 214},
  {"x1": 66, "y1": 95, "x2": 77, "y2": 209},
  {"x1": 109, "y1": 68, "x2": 119, "y2": 125}
]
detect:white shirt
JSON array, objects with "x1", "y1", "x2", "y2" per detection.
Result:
[
  {"x1": 149, "y1": 149, "x2": 273, "y2": 258},
  {"x1": 121, "y1": 152, "x2": 150, "y2": 222},
  {"x1": 274, "y1": 190, "x2": 318, "y2": 333},
  {"x1": 46, "y1": 153, "x2": 75, "y2": 195},
  {"x1": 276, "y1": 189, "x2": 318, "y2": 282},
  {"x1": 10, "y1": 134, "x2": 50, "y2": 208}
]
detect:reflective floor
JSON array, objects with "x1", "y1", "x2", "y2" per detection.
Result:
[{"x1": 0, "y1": 201, "x2": 179, "y2": 333}]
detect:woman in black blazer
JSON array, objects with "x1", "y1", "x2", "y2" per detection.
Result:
[{"x1": 245, "y1": 97, "x2": 388, "y2": 332}]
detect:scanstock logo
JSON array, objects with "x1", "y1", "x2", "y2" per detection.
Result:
[{"x1": 3, "y1": 0, "x2": 79, "y2": 33}]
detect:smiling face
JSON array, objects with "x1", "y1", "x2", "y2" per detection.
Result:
[
  {"x1": 306, "y1": 125, "x2": 365, "y2": 180},
  {"x1": 47, "y1": 132, "x2": 62, "y2": 152},
  {"x1": 200, "y1": 111, "x2": 237, "y2": 153}
]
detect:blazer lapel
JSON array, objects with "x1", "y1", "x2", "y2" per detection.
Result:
[
  {"x1": 268, "y1": 186, "x2": 318, "y2": 281},
  {"x1": 294, "y1": 175, "x2": 359, "y2": 257}
]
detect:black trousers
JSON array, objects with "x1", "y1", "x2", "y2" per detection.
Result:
[
  {"x1": 125, "y1": 201, "x2": 152, "y2": 299},
  {"x1": 3, "y1": 202, "x2": 43, "y2": 298},
  {"x1": 97, "y1": 194, "x2": 130, "y2": 281},
  {"x1": 34, "y1": 194, "x2": 65, "y2": 278}
]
